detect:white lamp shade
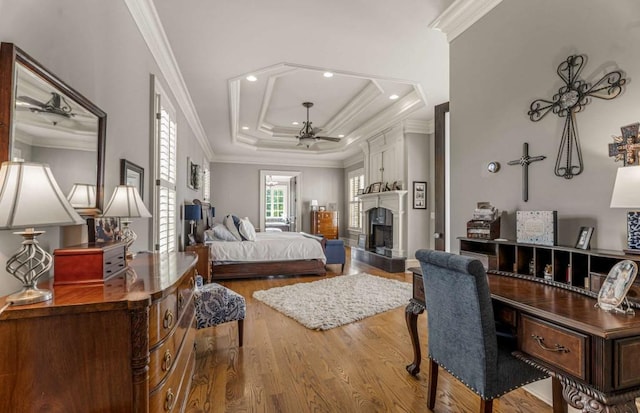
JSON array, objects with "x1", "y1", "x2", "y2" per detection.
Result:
[
  {"x1": 102, "y1": 185, "x2": 152, "y2": 218},
  {"x1": 67, "y1": 183, "x2": 96, "y2": 208},
  {"x1": 0, "y1": 161, "x2": 85, "y2": 229},
  {"x1": 610, "y1": 166, "x2": 640, "y2": 208}
]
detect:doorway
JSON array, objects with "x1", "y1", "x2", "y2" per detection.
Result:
[{"x1": 259, "y1": 170, "x2": 302, "y2": 233}]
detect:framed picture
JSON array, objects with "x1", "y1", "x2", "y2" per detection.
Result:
[
  {"x1": 187, "y1": 157, "x2": 201, "y2": 190},
  {"x1": 120, "y1": 159, "x2": 144, "y2": 200},
  {"x1": 94, "y1": 217, "x2": 121, "y2": 243},
  {"x1": 575, "y1": 226, "x2": 594, "y2": 250},
  {"x1": 413, "y1": 181, "x2": 427, "y2": 209},
  {"x1": 596, "y1": 260, "x2": 638, "y2": 313},
  {"x1": 370, "y1": 182, "x2": 382, "y2": 193},
  {"x1": 516, "y1": 211, "x2": 557, "y2": 246}
]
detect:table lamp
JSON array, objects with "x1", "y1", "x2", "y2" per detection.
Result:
[
  {"x1": 66, "y1": 183, "x2": 96, "y2": 208},
  {"x1": 0, "y1": 161, "x2": 85, "y2": 305},
  {"x1": 184, "y1": 204, "x2": 202, "y2": 245},
  {"x1": 610, "y1": 165, "x2": 640, "y2": 254},
  {"x1": 102, "y1": 185, "x2": 151, "y2": 258}
]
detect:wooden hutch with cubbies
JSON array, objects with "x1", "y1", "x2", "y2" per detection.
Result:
[{"x1": 459, "y1": 237, "x2": 640, "y2": 302}]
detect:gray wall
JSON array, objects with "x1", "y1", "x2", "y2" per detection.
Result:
[
  {"x1": 450, "y1": 0, "x2": 640, "y2": 252},
  {"x1": 406, "y1": 132, "x2": 431, "y2": 260},
  {"x1": 211, "y1": 162, "x2": 345, "y2": 235},
  {"x1": 0, "y1": 1, "x2": 205, "y2": 295}
]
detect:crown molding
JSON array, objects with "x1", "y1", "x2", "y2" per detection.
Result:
[
  {"x1": 124, "y1": 0, "x2": 215, "y2": 160},
  {"x1": 342, "y1": 152, "x2": 365, "y2": 168},
  {"x1": 212, "y1": 153, "x2": 345, "y2": 168},
  {"x1": 429, "y1": 0, "x2": 503, "y2": 43},
  {"x1": 323, "y1": 80, "x2": 382, "y2": 135},
  {"x1": 403, "y1": 119, "x2": 433, "y2": 135}
]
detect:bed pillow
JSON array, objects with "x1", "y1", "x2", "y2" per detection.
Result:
[
  {"x1": 210, "y1": 223, "x2": 238, "y2": 242},
  {"x1": 223, "y1": 215, "x2": 243, "y2": 241},
  {"x1": 238, "y1": 217, "x2": 257, "y2": 241}
]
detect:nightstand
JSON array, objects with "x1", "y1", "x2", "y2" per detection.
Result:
[{"x1": 186, "y1": 243, "x2": 211, "y2": 282}]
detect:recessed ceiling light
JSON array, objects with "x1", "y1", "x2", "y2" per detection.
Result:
[
  {"x1": 246, "y1": 75, "x2": 257, "y2": 82},
  {"x1": 338, "y1": 134, "x2": 344, "y2": 138},
  {"x1": 292, "y1": 121, "x2": 299, "y2": 126},
  {"x1": 323, "y1": 72, "x2": 334, "y2": 78},
  {"x1": 241, "y1": 126, "x2": 249, "y2": 130},
  {"x1": 389, "y1": 94, "x2": 399, "y2": 100}
]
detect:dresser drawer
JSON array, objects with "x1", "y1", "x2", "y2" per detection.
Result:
[
  {"x1": 149, "y1": 293, "x2": 195, "y2": 389},
  {"x1": 150, "y1": 292, "x2": 178, "y2": 346},
  {"x1": 520, "y1": 315, "x2": 588, "y2": 380},
  {"x1": 149, "y1": 324, "x2": 196, "y2": 412},
  {"x1": 177, "y1": 268, "x2": 196, "y2": 318}
]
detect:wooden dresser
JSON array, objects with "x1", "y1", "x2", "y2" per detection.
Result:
[
  {"x1": 310, "y1": 210, "x2": 338, "y2": 239},
  {"x1": 0, "y1": 251, "x2": 198, "y2": 413}
]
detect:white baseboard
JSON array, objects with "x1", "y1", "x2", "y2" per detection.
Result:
[{"x1": 405, "y1": 258, "x2": 419, "y2": 270}]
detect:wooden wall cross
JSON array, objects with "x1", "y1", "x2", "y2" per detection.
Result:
[
  {"x1": 508, "y1": 142, "x2": 546, "y2": 202},
  {"x1": 528, "y1": 54, "x2": 626, "y2": 179}
]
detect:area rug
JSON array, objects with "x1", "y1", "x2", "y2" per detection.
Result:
[{"x1": 252, "y1": 273, "x2": 412, "y2": 330}]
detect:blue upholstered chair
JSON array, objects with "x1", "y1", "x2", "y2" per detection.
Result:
[
  {"x1": 324, "y1": 238, "x2": 345, "y2": 273},
  {"x1": 193, "y1": 276, "x2": 246, "y2": 347},
  {"x1": 415, "y1": 249, "x2": 550, "y2": 413}
]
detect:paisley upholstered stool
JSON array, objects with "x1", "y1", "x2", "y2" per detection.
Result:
[{"x1": 194, "y1": 276, "x2": 246, "y2": 347}]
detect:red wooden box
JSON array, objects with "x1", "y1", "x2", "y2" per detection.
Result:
[{"x1": 53, "y1": 241, "x2": 126, "y2": 286}]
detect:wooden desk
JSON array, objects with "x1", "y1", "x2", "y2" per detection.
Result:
[
  {"x1": 0, "y1": 251, "x2": 198, "y2": 413},
  {"x1": 406, "y1": 267, "x2": 640, "y2": 412}
]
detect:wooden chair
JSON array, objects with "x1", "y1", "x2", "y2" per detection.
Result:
[{"x1": 415, "y1": 249, "x2": 555, "y2": 413}]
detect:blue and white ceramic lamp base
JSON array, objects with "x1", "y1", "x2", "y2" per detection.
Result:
[{"x1": 626, "y1": 211, "x2": 640, "y2": 254}]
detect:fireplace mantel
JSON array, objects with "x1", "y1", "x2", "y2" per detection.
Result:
[{"x1": 359, "y1": 190, "x2": 407, "y2": 257}]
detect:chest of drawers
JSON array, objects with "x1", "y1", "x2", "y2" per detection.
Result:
[
  {"x1": 311, "y1": 210, "x2": 338, "y2": 239},
  {"x1": 53, "y1": 241, "x2": 127, "y2": 285},
  {"x1": 0, "y1": 251, "x2": 197, "y2": 413}
]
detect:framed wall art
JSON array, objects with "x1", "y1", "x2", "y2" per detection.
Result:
[
  {"x1": 187, "y1": 157, "x2": 201, "y2": 190},
  {"x1": 413, "y1": 181, "x2": 427, "y2": 209},
  {"x1": 120, "y1": 159, "x2": 144, "y2": 200}
]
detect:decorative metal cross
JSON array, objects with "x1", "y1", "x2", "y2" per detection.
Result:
[
  {"x1": 609, "y1": 122, "x2": 640, "y2": 165},
  {"x1": 528, "y1": 54, "x2": 626, "y2": 179},
  {"x1": 508, "y1": 142, "x2": 546, "y2": 202}
]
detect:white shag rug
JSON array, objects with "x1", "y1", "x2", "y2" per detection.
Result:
[{"x1": 252, "y1": 273, "x2": 412, "y2": 330}]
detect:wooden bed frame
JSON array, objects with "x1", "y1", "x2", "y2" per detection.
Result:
[
  {"x1": 211, "y1": 259, "x2": 326, "y2": 280},
  {"x1": 205, "y1": 226, "x2": 328, "y2": 280}
]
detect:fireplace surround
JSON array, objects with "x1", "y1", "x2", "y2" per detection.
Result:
[{"x1": 358, "y1": 190, "x2": 407, "y2": 258}]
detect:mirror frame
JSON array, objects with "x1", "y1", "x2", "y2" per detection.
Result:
[{"x1": 0, "y1": 42, "x2": 107, "y2": 215}]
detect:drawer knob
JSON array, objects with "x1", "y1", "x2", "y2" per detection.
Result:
[
  {"x1": 163, "y1": 310, "x2": 174, "y2": 330},
  {"x1": 164, "y1": 389, "x2": 175, "y2": 411},
  {"x1": 531, "y1": 334, "x2": 570, "y2": 353},
  {"x1": 162, "y1": 349, "x2": 173, "y2": 372}
]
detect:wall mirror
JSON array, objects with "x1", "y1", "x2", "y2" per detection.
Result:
[{"x1": 0, "y1": 42, "x2": 106, "y2": 215}]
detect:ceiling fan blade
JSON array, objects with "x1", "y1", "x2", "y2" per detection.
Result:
[
  {"x1": 17, "y1": 95, "x2": 46, "y2": 107},
  {"x1": 315, "y1": 136, "x2": 341, "y2": 142}
]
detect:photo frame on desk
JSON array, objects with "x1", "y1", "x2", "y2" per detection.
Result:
[
  {"x1": 120, "y1": 159, "x2": 144, "y2": 200},
  {"x1": 575, "y1": 226, "x2": 594, "y2": 250},
  {"x1": 413, "y1": 181, "x2": 427, "y2": 209},
  {"x1": 596, "y1": 260, "x2": 638, "y2": 314}
]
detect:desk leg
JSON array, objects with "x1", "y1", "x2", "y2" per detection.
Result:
[
  {"x1": 405, "y1": 299, "x2": 425, "y2": 376},
  {"x1": 562, "y1": 382, "x2": 639, "y2": 413}
]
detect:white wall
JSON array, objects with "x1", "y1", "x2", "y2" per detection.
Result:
[
  {"x1": 450, "y1": 0, "x2": 640, "y2": 253},
  {"x1": 0, "y1": 1, "x2": 205, "y2": 295},
  {"x1": 211, "y1": 162, "x2": 345, "y2": 235},
  {"x1": 406, "y1": 132, "x2": 431, "y2": 262}
]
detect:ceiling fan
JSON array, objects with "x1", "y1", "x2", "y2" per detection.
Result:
[
  {"x1": 16, "y1": 92, "x2": 76, "y2": 124},
  {"x1": 295, "y1": 102, "x2": 341, "y2": 148}
]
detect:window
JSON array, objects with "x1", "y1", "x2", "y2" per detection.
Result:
[
  {"x1": 202, "y1": 164, "x2": 210, "y2": 202},
  {"x1": 153, "y1": 79, "x2": 177, "y2": 253},
  {"x1": 265, "y1": 185, "x2": 287, "y2": 218},
  {"x1": 348, "y1": 169, "x2": 365, "y2": 230}
]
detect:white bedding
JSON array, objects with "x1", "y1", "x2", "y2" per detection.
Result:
[{"x1": 207, "y1": 231, "x2": 326, "y2": 263}]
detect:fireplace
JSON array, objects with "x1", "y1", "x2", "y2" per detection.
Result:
[
  {"x1": 359, "y1": 190, "x2": 407, "y2": 258},
  {"x1": 368, "y1": 207, "x2": 393, "y2": 255}
]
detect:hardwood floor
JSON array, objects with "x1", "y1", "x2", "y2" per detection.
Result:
[{"x1": 185, "y1": 248, "x2": 553, "y2": 413}]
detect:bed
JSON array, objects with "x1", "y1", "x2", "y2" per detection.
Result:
[{"x1": 205, "y1": 231, "x2": 327, "y2": 280}]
